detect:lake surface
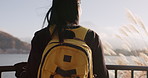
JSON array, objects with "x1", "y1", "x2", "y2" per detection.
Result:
[
  {"x1": 0, "y1": 54, "x2": 29, "y2": 66},
  {"x1": 0, "y1": 54, "x2": 29, "y2": 78}
]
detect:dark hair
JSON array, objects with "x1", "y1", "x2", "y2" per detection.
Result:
[{"x1": 44, "y1": 0, "x2": 80, "y2": 42}]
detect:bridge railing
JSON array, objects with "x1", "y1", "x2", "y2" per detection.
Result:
[
  {"x1": 106, "y1": 65, "x2": 148, "y2": 78},
  {"x1": 0, "y1": 63, "x2": 148, "y2": 78}
]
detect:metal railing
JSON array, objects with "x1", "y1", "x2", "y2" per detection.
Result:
[
  {"x1": 0, "y1": 63, "x2": 148, "y2": 78},
  {"x1": 0, "y1": 65, "x2": 15, "y2": 78},
  {"x1": 106, "y1": 65, "x2": 148, "y2": 78}
]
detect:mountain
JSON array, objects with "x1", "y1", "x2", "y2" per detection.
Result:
[{"x1": 0, "y1": 30, "x2": 31, "y2": 54}]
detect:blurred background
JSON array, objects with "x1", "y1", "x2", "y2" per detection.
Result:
[{"x1": 1, "y1": 0, "x2": 148, "y2": 78}]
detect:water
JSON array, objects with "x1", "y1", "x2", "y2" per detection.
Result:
[
  {"x1": 0, "y1": 54, "x2": 29, "y2": 66},
  {"x1": 0, "y1": 54, "x2": 29, "y2": 78}
]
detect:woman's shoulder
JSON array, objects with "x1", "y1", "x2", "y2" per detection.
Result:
[
  {"x1": 34, "y1": 27, "x2": 50, "y2": 36},
  {"x1": 79, "y1": 26, "x2": 96, "y2": 33},
  {"x1": 87, "y1": 29, "x2": 97, "y2": 35},
  {"x1": 84, "y1": 28, "x2": 100, "y2": 41},
  {"x1": 77, "y1": 25, "x2": 99, "y2": 38},
  {"x1": 31, "y1": 27, "x2": 51, "y2": 43}
]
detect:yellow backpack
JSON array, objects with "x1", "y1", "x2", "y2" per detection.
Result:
[{"x1": 38, "y1": 26, "x2": 93, "y2": 78}]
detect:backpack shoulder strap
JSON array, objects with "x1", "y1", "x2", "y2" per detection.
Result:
[
  {"x1": 49, "y1": 25, "x2": 89, "y2": 41},
  {"x1": 48, "y1": 25, "x2": 59, "y2": 42},
  {"x1": 49, "y1": 25, "x2": 55, "y2": 35},
  {"x1": 68, "y1": 26, "x2": 89, "y2": 40}
]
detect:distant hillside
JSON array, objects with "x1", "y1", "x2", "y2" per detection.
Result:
[{"x1": 0, "y1": 30, "x2": 31, "y2": 54}]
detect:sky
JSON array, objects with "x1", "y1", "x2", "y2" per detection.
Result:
[{"x1": 1, "y1": 0, "x2": 148, "y2": 48}]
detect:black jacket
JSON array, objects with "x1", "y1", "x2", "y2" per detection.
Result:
[{"x1": 20, "y1": 26, "x2": 109, "y2": 78}]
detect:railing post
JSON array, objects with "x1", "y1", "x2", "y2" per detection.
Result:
[
  {"x1": 131, "y1": 70, "x2": 134, "y2": 78},
  {"x1": 147, "y1": 71, "x2": 148, "y2": 78},
  {"x1": 115, "y1": 70, "x2": 117, "y2": 78},
  {"x1": 0, "y1": 71, "x2": 1, "y2": 78}
]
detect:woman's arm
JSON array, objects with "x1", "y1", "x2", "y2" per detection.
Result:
[
  {"x1": 19, "y1": 27, "x2": 51, "y2": 78},
  {"x1": 85, "y1": 30, "x2": 109, "y2": 78}
]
